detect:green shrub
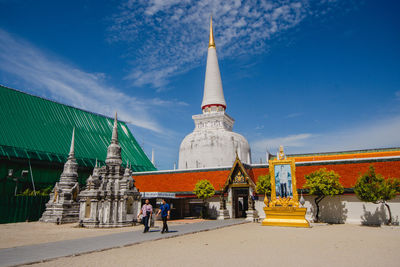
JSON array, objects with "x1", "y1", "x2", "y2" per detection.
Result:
[
  {"x1": 354, "y1": 166, "x2": 400, "y2": 225},
  {"x1": 194, "y1": 180, "x2": 215, "y2": 218},
  {"x1": 304, "y1": 168, "x2": 344, "y2": 222},
  {"x1": 256, "y1": 174, "x2": 271, "y2": 195}
]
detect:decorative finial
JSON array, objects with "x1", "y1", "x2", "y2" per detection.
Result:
[
  {"x1": 277, "y1": 145, "x2": 285, "y2": 160},
  {"x1": 111, "y1": 111, "x2": 118, "y2": 143},
  {"x1": 209, "y1": 15, "x2": 215, "y2": 48},
  {"x1": 95, "y1": 158, "x2": 98, "y2": 168},
  {"x1": 68, "y1": 127, "x2": 75, "y2": 159}
]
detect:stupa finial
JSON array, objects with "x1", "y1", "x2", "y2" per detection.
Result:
[
  {"x1": 201, "y1": 15, "x2": 226, "y2": 111},
  {"x1": 68, "y1": 127, "x2": 75, "y2": 159},
  {"x1": 209, "y1": 15, "x2": 215, "y2": 48},
  {"x1": 105, "y1": 111, "x2": 122, "y2": 166},
  {"x1": 111, "y1": 111, "x2": 118, "y2": 143}
]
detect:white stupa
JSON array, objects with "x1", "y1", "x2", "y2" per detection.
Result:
[{"x1": 178, "y1": 17, "x2": 251, "y2": 169}]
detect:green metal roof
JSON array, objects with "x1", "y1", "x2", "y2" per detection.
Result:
[{"x1": 0, "y1": 85, "x2": 156, "y2": 172}]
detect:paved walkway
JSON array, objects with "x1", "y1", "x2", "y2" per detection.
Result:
[{"x1": 0, "y1": 219, "x2": 246, "y2": 267}]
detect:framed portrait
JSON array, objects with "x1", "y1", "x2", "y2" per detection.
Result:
[{"x1": 269, "y1": 158, "x2": 298, "y2": 206}]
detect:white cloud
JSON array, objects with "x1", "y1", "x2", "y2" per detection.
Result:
[
  {"x1": 251, "y1": 115, "x2": 400, "y2": 161},
  {"x1": 252, "y1": 133, "x2": 314, "y2": 153},
  {"x1": 285, "y1": 112, "x2": 303, "y2": 119},
  {"x1": 0, "y1": 29, "x2": 185, "y2": 133},
  {"x1": 109, "y1": 0, "x2": 340, "y2": 89}
]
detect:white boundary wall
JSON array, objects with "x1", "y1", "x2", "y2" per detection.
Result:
[
  {"x1": 206, "y1": 195, "x2": 400, "y2": 225},
  {"x1": 255, "y1": 195, "x2": 400, "y2": 225}
]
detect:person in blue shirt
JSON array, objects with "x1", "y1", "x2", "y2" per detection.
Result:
[{"x1": 157, "y1": 199, "x2": 170, "y2": 234}]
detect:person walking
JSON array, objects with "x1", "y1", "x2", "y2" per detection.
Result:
[
  {"x1": 138, "y1": 199, "x2": 153, "y2": 233},
  {"x1": 157, "y1": 199, "x2": 170, "y2": 234}
]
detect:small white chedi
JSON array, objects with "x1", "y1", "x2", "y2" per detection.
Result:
[
  {"x1": 40, "y1": 128, "x2": 80, "y2": 223},
  {"x1": 179, "y1": 17, "x2": 251, "y2": 169},
  {"x1": 78, "y1": 112, "x2": 141, "y2": 227}
]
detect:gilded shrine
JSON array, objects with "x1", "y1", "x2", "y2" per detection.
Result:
[{"x1": 262, "y1": 146, "x2": 310, "y2": 227}]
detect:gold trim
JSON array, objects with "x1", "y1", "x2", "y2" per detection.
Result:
[
  {"x1": 230, "y1": 183, "x2": 250, "y2": 188},
  {"x1": 221, "y1": 154, "x2": 255, "y2": 193},
  {"x1": 53, "y1": 190, "x2": 58, "y2": 203},
  {"x1": 262, "y1": 207, "x2": 309, "y2": 228},
  {"x1": 269, "y1": 158, "x2": 299, "y2": 207},
  {"x1": 209, "y1": 15, "x2": 215, "y2": 48}
]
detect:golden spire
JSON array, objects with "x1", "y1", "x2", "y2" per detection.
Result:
[{"x1": 209, "y1": 15, "x2": 215, "y2": 48}]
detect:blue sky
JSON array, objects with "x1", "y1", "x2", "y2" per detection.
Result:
[{"x1": 1, "y1": 0, "x2": 399, "y2": 170}]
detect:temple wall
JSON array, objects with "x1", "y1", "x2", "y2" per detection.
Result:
[
  {"x1": 254, "y1": 195, "x2": 400, "y2": 225},
  {"x1": 207, "y1": 196, "x2": 221, "y2": 219}
]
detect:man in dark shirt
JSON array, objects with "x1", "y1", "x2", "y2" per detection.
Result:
[{"x1": 157, "y1": 199, "x2": 170, "y2": 234}]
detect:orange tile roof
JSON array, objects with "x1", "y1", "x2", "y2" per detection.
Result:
[
  {"x1": 295, "y1": 161, "x2": 400, "y2": 188},
  {"x1": 291, "y1": 150, "x2": 400, "y2": 162},
  {"x1": 135, "y1": 170, "x2": 231, "y2": 193}
]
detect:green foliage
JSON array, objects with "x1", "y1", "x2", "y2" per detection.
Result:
[
  {"x1": 256, "y1": 174, "x2": 271, "y2": 195},
  {"x1": 194, "y1": 180, "x2": 215, "y2": 201},
  {"x1": 304, "y1": 168, "x2": 344, "y2": 222},
  {"x1": 355, "y1": 166, "x2": 399, "y2": 203},
  {"x1": 17, "y1": 186, "x2": 53, "y2": 196},
  {"x1": 354, "y1": 166, "x2": 383, "y2": 203},
  {"x1": 381, "y1": 178, "x2": 399, "y2": 202},
  {"x1": 354, "y1": 166, "x2": 400, "y2": 225},
  {"x1": 304, "y1": 168, "x2": 344, "y2": 197}
]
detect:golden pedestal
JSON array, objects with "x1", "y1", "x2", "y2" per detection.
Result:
[{"x1": 262, "y1": 207, "x2": 310, "y2": 228}]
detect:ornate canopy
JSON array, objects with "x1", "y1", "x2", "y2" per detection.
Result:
[{"x1": 221, "y1": 154, "x2": 256, "y2": 193}]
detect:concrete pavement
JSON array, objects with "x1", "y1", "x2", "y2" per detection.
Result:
[{"x1": 0, "y1": 219, "x2": 246, "y2": 267}]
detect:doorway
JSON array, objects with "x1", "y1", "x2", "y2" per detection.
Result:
[{"x1": 232, "y1": 187, "x2": 249, "y2": 218}]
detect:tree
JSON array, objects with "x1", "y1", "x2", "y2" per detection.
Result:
[
  {"x1": 354, "y1": 166, "x2": 400, "y2": 225},
  {"x1": 194, "y1": 179, "x2": 215, "y2": 201},
  {"x1": 256, "y1": 174, "x2": 271, "y2": 196},
  {"x1": 194, "y1": 180, "x2": 215, "y2": 218},
  {"x1": 304, "y1": 168, "x2": 344, "y2": 222}
]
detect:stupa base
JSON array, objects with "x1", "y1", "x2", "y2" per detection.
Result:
[{"x1": 262, "y1": 207, "x2": 310, "y2": 228}]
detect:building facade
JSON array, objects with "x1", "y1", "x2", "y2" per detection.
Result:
[{"x1": 136, "y1": 148, "x2": 400, "y2": 225}]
